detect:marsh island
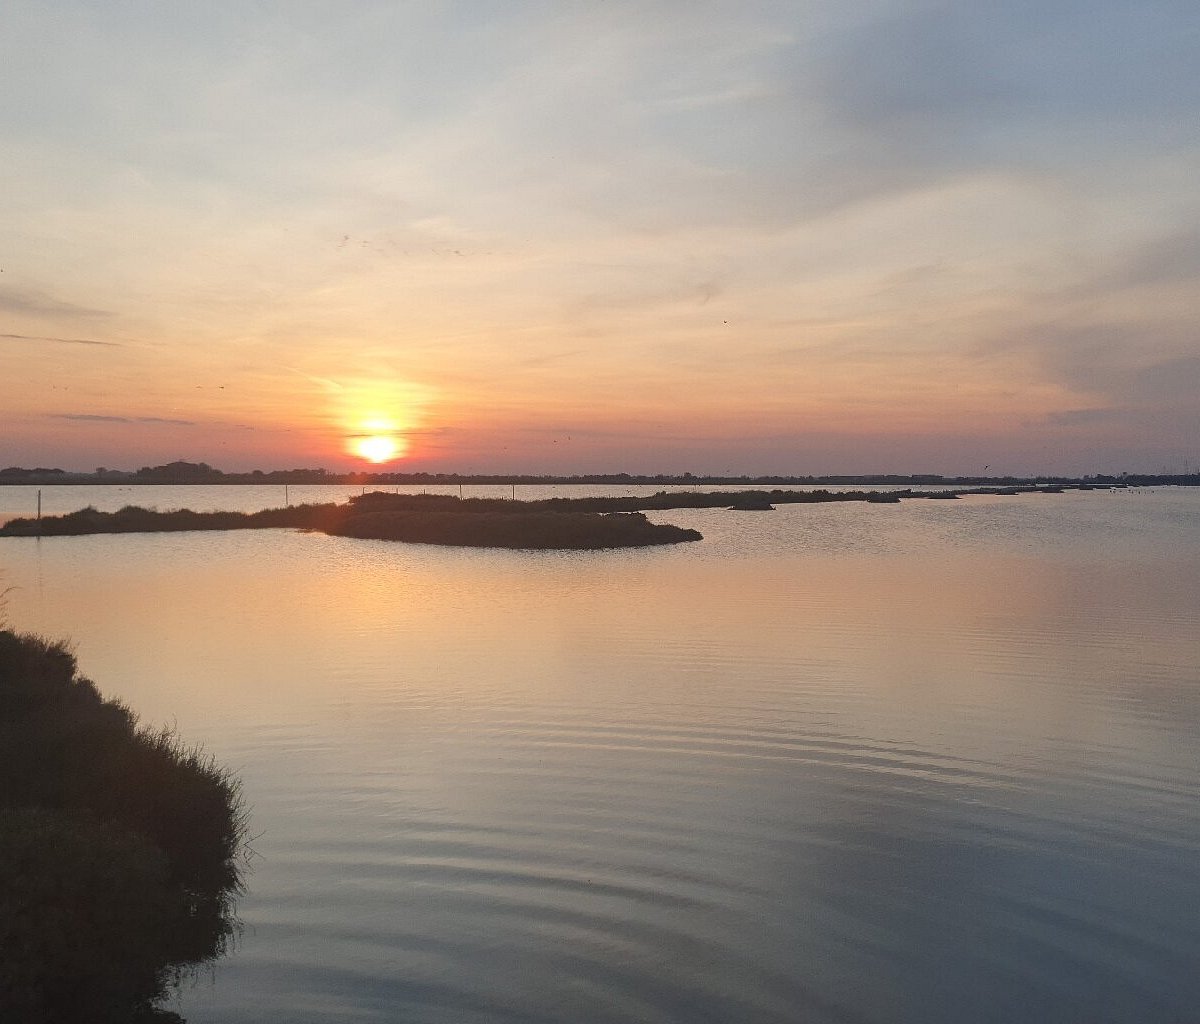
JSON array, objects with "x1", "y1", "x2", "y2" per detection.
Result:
[
  {"x1": 0, "y1": 491, "x2": 706, "y2": 549},
  {"x1": 0, "y1": 484, "x2": 1105, "y2": 549}
]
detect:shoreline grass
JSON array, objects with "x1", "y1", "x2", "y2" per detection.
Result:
[{"x1": 0, "y1": 630, "x2": 247, "y2": 1023}]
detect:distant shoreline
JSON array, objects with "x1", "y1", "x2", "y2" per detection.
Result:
[{"x1": 2, "y1": 462, "x2": 1196, "y2": 490}]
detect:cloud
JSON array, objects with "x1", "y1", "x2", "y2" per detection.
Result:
[
  {"x1": 52, "y1": 414, "x2": 131, "y2": 423},
  {"x1": 50, "y1": 414, "x2": 196, "y2": 426},
  {"x1": 984, "y1": 317, "x2": 1198, "y2": 403},
  {"x1": 1, "y1": 332, "x2": 121, "y2": 347},
  {"x1": 811, "y1": 0, "x2": 1200, "y2": 146},
  {"x1": 674, "y1": 0, "x2": 1200, "y2": 226},
  {"x1": 1127, "y1": 354, "x2": 1200, "y2": 405},
  {"x1": 973, "y1": 220, "x2": 1200, "y2": 414},
  {"x1": 1043, "y1": 407, "x2": 1126, "y2": 426},
  {"x1": 0, "y1": 286, "x2": 111, "y2": 320},
  {"x1": 1085, "y1": 228, "x2": 1200, "y2": 293},
  {"x1": 516, "y1": 424, "x2": 649, "y2": 441},
  {"x1": 510, "y1": 348, "x2": 589, "y2": 370},
  {"x1": 286, "y1": 368, "x2": 345, "y2": 393},
  {"x1": 567, "y1": 275, "x2": 725, "y2": 318}
]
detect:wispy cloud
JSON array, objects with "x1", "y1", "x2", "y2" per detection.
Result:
[
  {"x1": 0, "y1": 287, "x2": 110, "y2": 320},
  {"x1": 2, "y1": 332, "x2": 121, "y2": 347},
  {"x1": 1083, "y1": 227, "x2": 1200, "y2": 294},
  {"x1": 1043, "y1": 407, "x2": 1126, "y2": 426},
  {"x1": 286, "y1": 368, "x2": 345, "y2": 393},
  {"x1": 50, "y1": 413, "x2": 196, "y2": 426}
]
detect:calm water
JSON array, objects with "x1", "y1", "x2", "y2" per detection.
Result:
[{"x1": 3, "y1": 486, "x2": 1199, "y2": 1023}]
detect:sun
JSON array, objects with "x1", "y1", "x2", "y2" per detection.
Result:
[
  {"x1": 334, "y1": 382, "x2": 434, "y2": 465},
  {"x1": 354, "y1": 435, "x2": 403, "y2": 464}
]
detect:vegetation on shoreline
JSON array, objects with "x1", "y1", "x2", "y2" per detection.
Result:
[
  {"x1": 0, "y1": 630, "x2": 247, "y2": 1023},
  {"x1": 0, "y1": 493, "x2": 709, "y2": 548},
  {"x1": 1, "y1": 459, "x2": 1192, "y2": 488},
  {"x1": 0, "y1": 484, "x2": 1110, "y2": 543},
  {"x1": 0, "y1": 483, "x2": 1124, "y2": 546},
  {"x1": 0, "y1": 501, "x2": 346, "y2": 537}
]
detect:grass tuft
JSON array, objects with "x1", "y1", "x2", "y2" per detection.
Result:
[{"x1": 0, "y1": 630, "x2": 248, "y2": 1022}]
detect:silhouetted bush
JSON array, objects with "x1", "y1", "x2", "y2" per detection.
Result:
[
  {"x1": 0, "y1": 631, "x2": 246, "y2": 1022},
  {"x1": 0, "y1": 809, "x2": 179, "y2": 1022}
]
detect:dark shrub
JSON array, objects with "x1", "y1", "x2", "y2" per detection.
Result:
[
  {"x1": 0, "y1": 631, "x2": 246, "y2": 1022},
  {"x1": 0, "y1": 809, "x2": 177, "y2": 1022}
]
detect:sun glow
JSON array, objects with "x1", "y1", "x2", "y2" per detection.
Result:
[
  {"x1": 323, "y1": 377, "x2": 436, "y2": 466},
  {"x1": 354, "y1": 434, "x2": 404, "y2": 463}
]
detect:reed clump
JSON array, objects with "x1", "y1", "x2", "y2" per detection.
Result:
[{"x1": 0, "y1": 630, "x2": 247, "y2": 1023}]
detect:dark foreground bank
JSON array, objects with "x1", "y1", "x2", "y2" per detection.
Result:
[{"x1": 0, "y1": 631, "x2": 247, "y2": 1023}]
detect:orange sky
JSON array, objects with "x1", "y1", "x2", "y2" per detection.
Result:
[{"x1": 2, "y1": 3, "x2": 1197, "y2": 475}]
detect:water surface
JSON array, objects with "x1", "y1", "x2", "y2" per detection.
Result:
[{"x1": 3, "y1": 487, "x2": 1197, "y2": 1023}]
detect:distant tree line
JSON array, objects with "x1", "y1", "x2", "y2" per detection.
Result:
[{"x1": 2, "y1": 463, "x2": 1198, "y2": 488}]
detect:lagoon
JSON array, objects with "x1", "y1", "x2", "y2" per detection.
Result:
[{"x1": 3, "y1": 485, "x2": 1199, "y2": 1023}]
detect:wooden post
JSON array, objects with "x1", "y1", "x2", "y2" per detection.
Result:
[
  {"x1": 37, "y1": 489, "x2": 42, "y2": 521},
  {"x1": 285, "y1": 484, "x2": 289, "y2": 507}
]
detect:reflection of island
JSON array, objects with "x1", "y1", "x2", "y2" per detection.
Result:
[{"x1": 0, "y1": 631, "x2": 246, "y2": 1023}]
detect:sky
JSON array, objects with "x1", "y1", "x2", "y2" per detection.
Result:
[{"x1": 2, "y1": 0, "x2": 1198, "y2": 476}]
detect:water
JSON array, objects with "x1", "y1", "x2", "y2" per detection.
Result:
[{"x1": 2, "y1": 487, "x2": 1198, "y2": 1023}]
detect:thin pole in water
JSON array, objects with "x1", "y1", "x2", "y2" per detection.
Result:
[
  {"x1": 37, "y1": 489, "x2": 41, "y2": 521},
  {"x1": 512, "y1": 484, "x2": 516, "y2": 500},
  {"x1": 459, "y1": 484, "x2": 463, "y2": 500},
  {"x1": 285, "y1": 484, "x2": 289, "y2": 507}
]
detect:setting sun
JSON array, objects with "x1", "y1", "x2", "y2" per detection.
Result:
[
  {"x1": 332, "y1": 379, "x2": 433, "y2": 468},
  {"x1": 354, "y1": 435, "x2": 404, "y2": 463}
]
